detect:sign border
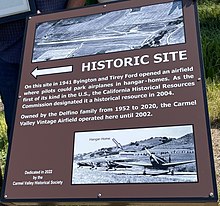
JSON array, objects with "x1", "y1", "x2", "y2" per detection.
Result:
[{"x1": 1, "y1": 0, "x2": 218, "y2": 203}]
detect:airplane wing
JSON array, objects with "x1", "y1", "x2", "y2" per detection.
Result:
[
  {"x1": 114, "y1": 161, "x2": 154, "y2": 168},
  {"x1": 115, "y1": 160, "x2": 196, "y2": 168},
  {"x1": 162, "y1": 160, "x2": 196, "y2": 167}
]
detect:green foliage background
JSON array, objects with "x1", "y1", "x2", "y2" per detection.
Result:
[
  {"x1": 198, "y1": 0, "x2": 220, "y2": 124},
  {"x1": 199, "y1": 2, "x2": 220, "y2": 80},
  {"x1": 0, "y1": 112, "x2": 7, "y2": 176}
]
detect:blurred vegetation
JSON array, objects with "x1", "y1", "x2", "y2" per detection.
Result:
[
  {"x1": 198, "y1": 1, "x2": 220, "y2": 80},
  {"x1": 0, "y1": 111, "x2": 8, "y2": 177},
  {"x1": 198, "y1": 0, "x2": 220, "y2": 124},
  {"x1": 207, "y1": 80, "x2": 220, "y2": 124}
]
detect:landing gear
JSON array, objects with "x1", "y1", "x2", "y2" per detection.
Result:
[{"x1": 169, "y1": 168, "x2": 174, "y2": 175}]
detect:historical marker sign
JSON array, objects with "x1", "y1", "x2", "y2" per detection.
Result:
[{"x1": 2, "y1": 0, "x2": 217, "y2": 203}]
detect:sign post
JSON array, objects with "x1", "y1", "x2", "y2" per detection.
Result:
[{"x1": 1, "y1": 0, "x2": 218, "y2": 204}]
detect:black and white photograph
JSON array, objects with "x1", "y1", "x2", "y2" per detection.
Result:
[
  {"x1": 72, "y1": 125, "x2": 197, "y2": 185},
  {"x1": 33, "y1": 0, "x2": 185, "y2": 62}
]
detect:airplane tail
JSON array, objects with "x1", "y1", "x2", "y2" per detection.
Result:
[{"x1": 112, "y1": 138, "x2": 123, "y2": 149}]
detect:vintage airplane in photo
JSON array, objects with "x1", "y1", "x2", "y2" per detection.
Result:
[
  {"x1": 106, "y1": 160, "x2": 132, "y2": 171},
  {"x1": 114, "y1": 148, "x2": 196, "y2": 175},
  {"x1": 77, "y1": 161, "x2": 96, "y2": 169}
]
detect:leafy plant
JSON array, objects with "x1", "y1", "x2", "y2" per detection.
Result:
[
  {"x1": 0, "y1": 112, "x2": 8, "y2": 176},
  {"x1": 198, "y1": 3, "x2": 220, "y2": 80},
  {"x1": 206, "y1": 79, "x2": 220, "y2": 124}
]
